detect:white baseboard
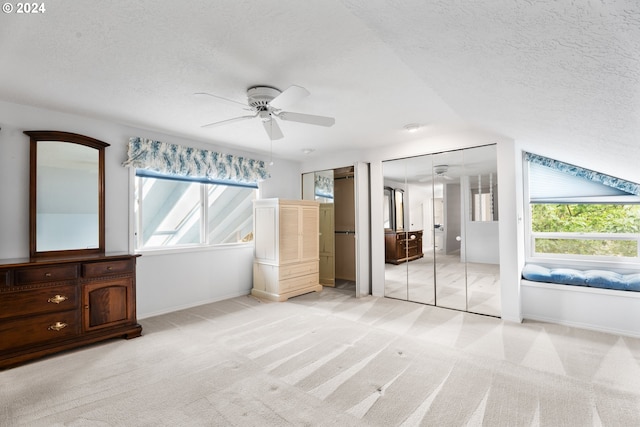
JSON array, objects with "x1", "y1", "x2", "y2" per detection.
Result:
[{"x1": 137, "y1": 290, "x2": 251, "y2": 320}]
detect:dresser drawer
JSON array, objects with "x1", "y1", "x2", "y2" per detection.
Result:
[
  {"x1": 15, "y1": 264, "x2": 78, "y2": 285},
  {"x1": 0, "y1": 310, "x2": 79, "y2": 352},
  {"x1": 0, "y1": 284, "x2": 78, "y2": 320},
  {"x1": 280, "y1": 272, "x2": 319, "y2": 293},
  {"x1": 405, "y1": 241, "x2": 419, "y2": 251},
  {"x1": 280, "y1": 261, "x2": 318, "y2": 280},
  {"x1": 83, "y1": 259, "x2": 134, "y2": 278}
]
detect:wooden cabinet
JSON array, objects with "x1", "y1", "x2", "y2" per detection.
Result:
[
  {"x1": 385, "y1": 230, "x2": 424, "y2": 264},
  {"x1": 0, "y1": 254, "x2": 141, "y2": 369},
  {"x1": 252, "y1": 199, "x2": 322, "y2": 301},
  {"x1": 83, "y1": 277, "x2": 135, "y2": 332}
]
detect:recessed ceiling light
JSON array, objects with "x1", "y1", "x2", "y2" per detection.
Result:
[
  {"x1": 403, "y1": 123, "x2": 421, "y2": 132},
  {"x1": 302, "y1": 148, "x2": 315, "y2": 154}
]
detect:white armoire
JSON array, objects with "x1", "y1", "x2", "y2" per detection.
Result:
[{"x1": 252, "y1": 199, "x2": 322, "y2": 301}]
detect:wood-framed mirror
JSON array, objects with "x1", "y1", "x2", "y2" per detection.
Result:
[{"x1": 25, "y1": 131, "x2": 109, "y2": 258}]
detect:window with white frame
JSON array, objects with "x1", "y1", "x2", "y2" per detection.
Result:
[
  {"x1": 524, "y1": 153, "x2": 640, "y2": 262},
  {"x1": 122, "y1": 137, "x2": 268, "y2": 251},
  {"x1": 134, "y1": 173, "x2": 256, "y2": 250}
]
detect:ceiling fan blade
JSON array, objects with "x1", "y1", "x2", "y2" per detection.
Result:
[
  {"x1": 194, "y1": 92, "x2": 252, "y2": 110},
  {"x1": 201, "y1": 113, "x2": 258, "y2": 128},
  {"x1": 269, "y1": 85, "x2": 310, "y2": 109},
  {"x1": 277, "y1": 111, "x2": 335, "y2": 127},
  {"x1": 262, "y1": 118, "x2": 284, "y2": 140}
]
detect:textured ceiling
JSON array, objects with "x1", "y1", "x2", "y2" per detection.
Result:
[{"x1": 1, "y1": 1, "x2": 639, "y2": 166}]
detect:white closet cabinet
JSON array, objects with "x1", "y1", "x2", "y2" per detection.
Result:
[{"x1": 252, "y1": 199, "x2": 322, "y2": 301}]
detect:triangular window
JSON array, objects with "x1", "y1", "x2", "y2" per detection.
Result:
[{"x1": 524, "y1": 152, "x2": 640, "y2": 261}]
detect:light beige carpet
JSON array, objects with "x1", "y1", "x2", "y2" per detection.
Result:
[{"x1": 2, "y1": 287, "x2": 640, "y2": 426}]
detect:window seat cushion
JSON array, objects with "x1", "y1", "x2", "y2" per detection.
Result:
[{"x1": 522, "y1": 264, "x2": 640, "y2": 292}]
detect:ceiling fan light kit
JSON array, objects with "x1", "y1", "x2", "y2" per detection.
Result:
[
  {"x1": 434, "y1": 164, "x2": 449, "y2": 175},
  {"x1": 197, "y1": 85, "x2": 335, "y2": 140},
  {"x1": 247, "y1": 86, "x2": 282, "y2": 109}
]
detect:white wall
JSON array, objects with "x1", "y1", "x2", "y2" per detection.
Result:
[
  {"x1": 522, "y1": 280, "x2": 640, "y2": 338},
  {"x1": 497, "y1": 140, "x2": 524, "y2": 322},
  {"x1": 465, "y1": 221, "x2": 500, "y2": 264},
  {"x1": 136, "y1": 245, "x2": 254, "y2": 318},
  {"x1": 0, "y1": 100, "x2": 301, "y2": 318}
]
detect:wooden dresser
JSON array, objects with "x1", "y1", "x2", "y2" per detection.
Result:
[
  {"x1": 0, "y1": 253, "x2": 142, "y2": 369},
  {"x1": 252, "y1": 199, "x2": 322, "y2": 301},
  {"x1": 384, "y1": 230, "x2": 424, "y2": 264}
]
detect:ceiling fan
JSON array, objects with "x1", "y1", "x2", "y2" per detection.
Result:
[
  {"x1": 433, "y1": 164, "x2": 454, "y2": 180},
  {"x1": 195, "y1": 85, "x2": 335, "y2": 140},
  {"x1": 418, "y1": 164, "x2": 455, "y2": 182}
]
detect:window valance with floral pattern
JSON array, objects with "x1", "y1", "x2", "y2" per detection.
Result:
[{"x1": 123, "y1": 137, "x2": 269, "y2": 184}]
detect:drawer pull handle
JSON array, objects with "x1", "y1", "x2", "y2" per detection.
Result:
[
  {"x1": 106, "y1": 266, "x2": 113, "y2": 271},
  {"x1": 48, "y1": 322, "x2": 67, "y2": 331},
  {"x1": 47, "y1": 294, "x2": 68, "y2": 304},
  {"x1": 45, "y1": 273, "x2": 52, "y2": 277}
]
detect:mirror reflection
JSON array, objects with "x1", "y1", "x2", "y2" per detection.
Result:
[
  {"x1": 433, "y1": 149, "x2": 467, "y2": 311},
  {"x1": 382, "y1": 145, "x2": 501, "y2": 317},
  {"x1": 36, "y1": 141, "x2": 100, "y2": 252},
  {"x1": 383, "y1": 187, "x2": 392, "y2": 229},
  {"x1": 471, "y1": 171, "x2": 498, "y2": 222}
]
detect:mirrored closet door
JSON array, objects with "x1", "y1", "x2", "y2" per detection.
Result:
[
  {"x1": 382, "y1": 145, "x2": 501, "y2": 317},
  {"x1": 432, "y1": 149, "x2": 467, "y2": 311},
  {"x1": 382, "y1": 158, "x2": 410, "y2": 301},
  {"x1": 404, "y1": 155, "x2": 435, "y2": 305}
]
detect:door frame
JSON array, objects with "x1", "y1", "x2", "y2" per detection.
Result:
[{"x1": 354, "y1": 162, "x2": 370, "y2": 297}]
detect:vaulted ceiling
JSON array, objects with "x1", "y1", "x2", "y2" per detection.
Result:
[{"x1": 1, "y1": 1, "x2": 639, "y2": 166}]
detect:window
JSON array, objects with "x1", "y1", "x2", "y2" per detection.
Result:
[
  {"x1": 530, "y1": 204, "x2": 640, "y2": 258},
  {"x1": 473, "y1": 193, "x2": 494, "y2": 221},
  {"x1": 524, "y1": 153, "x2": 640, "y2": 262},
  {"x1": 123, "y1": 137, "x2": 267, "y2": 251},
  {"x1": 134, "y1": 174, "x2": 256, "y2": 250},
  {"x1": 470, "y1": 173, "x2": 497, "y2": 222}
]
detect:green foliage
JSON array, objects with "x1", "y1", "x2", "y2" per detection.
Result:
[
  {"x1": 531, "y1": 204, "x2": 640, "y2": 233},
  {"x1": 531, "y1": 204, "x2": 640, "y2": 257},
  {"x1": 535, "y1": 238, "x2": 637, "y2": 257}
]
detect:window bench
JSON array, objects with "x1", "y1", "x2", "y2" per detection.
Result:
[
  {"x1": 522, "y1": 264, "x2": 640, "y2": 292},
  {"x1": 521, "y1": 264, "x2": 640, "y2": 338}
]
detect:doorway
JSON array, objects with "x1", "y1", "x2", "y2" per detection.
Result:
[
  {"x1": 302, "y1": 166, "x2": 356, "y2": 294},
  {"x1": 382, "y1": 145, "x2": 501, "y2": 317}
]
